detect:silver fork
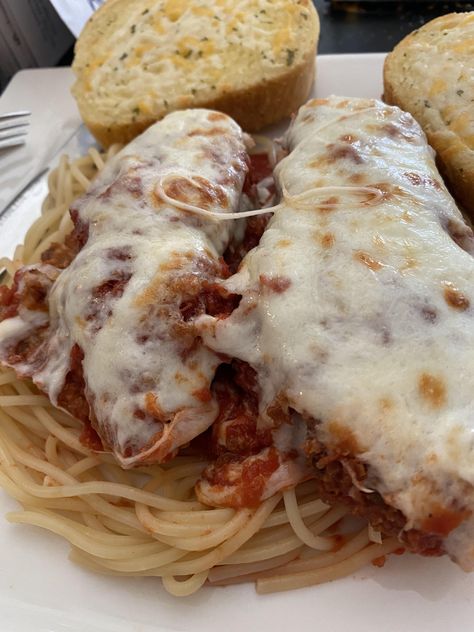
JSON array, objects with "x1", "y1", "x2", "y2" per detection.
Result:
[{"x1": 0, "y1": 110, "x2": 31, "y2": 150}]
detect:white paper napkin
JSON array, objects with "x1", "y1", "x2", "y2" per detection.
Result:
[{"x1": 0, "y1": 67, "x2": 82, "y2": 216}]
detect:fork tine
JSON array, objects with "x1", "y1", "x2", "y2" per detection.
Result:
[
  {"x1": 0, "y1": 129, "x2": 28, "y2": 141},
  {"x1": 0, "y1": 111, "x2": 30, "y2": 150},
  {"x1": 0, "y1": 120, "x2": 29, "y2": 133},
  {"x1": 0, "y1": 110, "x2": 31, "y2": 121},
  {"x1": 0, "y1": 137, "x2": 26, "y2": 150}
]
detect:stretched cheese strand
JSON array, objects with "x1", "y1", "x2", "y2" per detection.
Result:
[{"x1": 156, "y1": 173, "x2": 385, "y2": 219}]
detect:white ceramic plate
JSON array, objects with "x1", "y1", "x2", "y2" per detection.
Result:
[{"x1": 0, "y1": 54, "x2": 473, "y2": 632}]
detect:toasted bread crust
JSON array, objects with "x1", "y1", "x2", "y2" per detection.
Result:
[
  {"x1": 72, "y1": 0, "x2": 319, "y2": 146},
  {"x1": 384, "y1": 12, "x2": 474, "y2": 214}
]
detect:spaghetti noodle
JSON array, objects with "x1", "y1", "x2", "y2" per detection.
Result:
[{"x1": 0, "y1": 145, "x2": 400, "y2": 597}]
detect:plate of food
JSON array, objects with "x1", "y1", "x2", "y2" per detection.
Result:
[{"x1": 0, "y1": 2, "x2": 473, "y2": 631}]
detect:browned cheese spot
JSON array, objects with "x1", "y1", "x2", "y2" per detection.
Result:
[
  {"x1": 306, "y1": 98, "x2": 330, "y2": 108},
  {"x1": 349, "y1": 172, "x2": 365, "y2": 185},
  {"x1": 327, "y1": 420, "x2": 363, "y2": 455},
  {"x1": 145, "y1": 392, "x2": 167, "y2": 422},
  {"x1": 75, "y1": 315, "x2": 86, "y2": 330},
  {"x1": 327, "y1": 143, "x2": 363, "y2": 164},
  {"x1": 243, "y1": 298, "x2": 257, "y2": 315},
  {"x1": 133, "y1": 251, "x2": 196, "y2": 308},
  {"x1": 380, "y1": 122, "x2": 418, "y2": 142},
  {"x1": 99, "y1": 173, "x2": 144, "y2": 201},
  {"x1": 379, "y1": 397, "x2": 394, "y2": 412},
  {"x1": 339, "y1": 134, "x2": 358, "y2": 143},
  {"x1": 277, "y1": 238, "x2": 292, "y2": 248},
  {"x1": 426, "y1": 453, "x2": 438, "y2": 465},
  {"x1": 354, "y1": 251, "x2": 384, "y2": 271},
  {"x1": 189, "y1": 126, "x2": 228, "y2": 137},
  {"x1": 442, "y1": 217, "x2": 474, "y2": 254},
  {"x1": 192, "y1": 387, "x2": 212, "y2": 402},
  {"x1": 320, "y1": 196, "x2": 339, "y2": 209},
  {"x1": 160, "y1": 251, "x2": 194, "y2": 272},
  {"x1": 174, "y1": 372, "x2": 189, "y2": 385},
  {"x1": 207, "y1": 112, "x2": 228, "y2": 122},
  {"x1": 418, "y1": 373, "x2": 446, "y2": 409},
  {"x1": 259, "y1": 274, "x2": 291, "y2": 293},
  {"x1": 383, "y1": 123, "x2": 405, "y2": 138},
  {"x1": 309, "y1": 144, "x2": 363, "y2": 171},
  {"x1": 404, "y1": 172, "x2": 442, "y2": 190},
  {"x1": 320, "y1": 232, "x2": 335, "y2": 248},
  {"x1": 370, "y1": 182, "x2": 395, "y2": 201},
  {"x1": 443, "y1": 282, "x2": 470, "y2": 311},
  {"x1": 161, "y1": 175, "x2": 228, "y2": 210}
]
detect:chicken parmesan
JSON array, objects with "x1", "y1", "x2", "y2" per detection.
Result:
[
  {"x1": 0, "y1": 109, "x2": 250, "y2": 467},
  {"x1": 2, "y1": 98, "x2": 474, "y2": 595},
  {"x1": 198, "y1": 96, "x2": 474, "y2": 570}
]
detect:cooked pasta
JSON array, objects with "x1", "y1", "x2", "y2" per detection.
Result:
[{"x1": 0, "y1": 146, "x2": 400, "y2": 597}]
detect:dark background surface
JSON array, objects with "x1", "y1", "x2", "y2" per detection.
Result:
[{"x1": 314, "y1": 1, "x2": 474, "y2": 53}]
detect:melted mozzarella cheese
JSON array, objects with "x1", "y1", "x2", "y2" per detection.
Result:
[
  {"x1": 0, "y1": 109, "x2": 249, "y2": 467},
  {"x1": 198, "y1": 96, "x2": 474, "y2": 568}
]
